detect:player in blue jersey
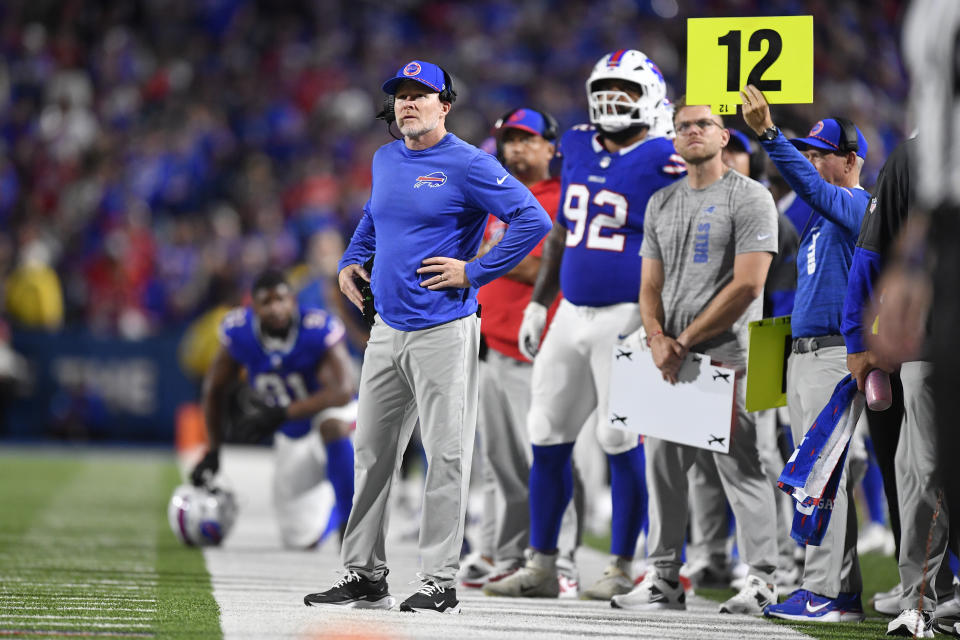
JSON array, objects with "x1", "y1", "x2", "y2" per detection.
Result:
[
  {"x1": 486, "y1": 49, "x2": 685, "y2": 601},
  {"x1": 190, "y1": 270, "x2": 357, "y2": 550}
]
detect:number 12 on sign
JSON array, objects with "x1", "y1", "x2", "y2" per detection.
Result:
[{"x1": 686, "y1": 16, "x2": 813, "y2": 116}]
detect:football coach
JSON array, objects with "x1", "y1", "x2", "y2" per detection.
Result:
[{"x1": 304, "y1": 59, "x2": 552, "y2": 615}]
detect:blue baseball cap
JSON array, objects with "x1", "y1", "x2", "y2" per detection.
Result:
[
  {"x1": 726, "y1": 128, "x2": 754, "y2": 154},
  {"x1": 382, "y1": 60, "x2": 447, "y2": 95},
  {"x1": 790, "y1": 118, "x2": 868, "y2": 159},
  {"x1": 497, "y1": 108, "x2": 551, "y2": 139}
]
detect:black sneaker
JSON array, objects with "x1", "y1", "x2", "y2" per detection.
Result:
[
  {"x1": 399, "y1": 581, "x2": 461, "y2": 614},
  {"x1": 304, "y1": 570, "x2": 396, "y2": 609},
  {"x1": 934, "y1": 614, "x2": 960, "y2": 636}
]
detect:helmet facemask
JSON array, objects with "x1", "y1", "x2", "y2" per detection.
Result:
[{"x1": 589, "y1": 84, "x2": 649, "y2": 133}]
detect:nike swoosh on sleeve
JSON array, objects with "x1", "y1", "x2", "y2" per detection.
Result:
[{"x1": 497, "y1": 175, "x2": 508, "y2": 184}]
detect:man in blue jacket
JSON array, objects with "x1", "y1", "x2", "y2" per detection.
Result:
[
  {"x1": 303, "y1": 60, "x2": 552, "y2": 615},
  {"x1": 741, "y1": 84, "x2": 870, "y2": 623}
]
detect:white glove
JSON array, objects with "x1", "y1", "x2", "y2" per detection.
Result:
[{"x1": 518, "y1": 302, "x2": 548, "y2": 361}]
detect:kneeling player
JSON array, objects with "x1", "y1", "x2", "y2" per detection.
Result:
[{"x1": 190, "y1": 270, "x2": 357, "y2": 549}]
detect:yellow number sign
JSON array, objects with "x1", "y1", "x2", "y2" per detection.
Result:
[{"x1": 687, "y1": 16, "x2": 813, "y2": 115}]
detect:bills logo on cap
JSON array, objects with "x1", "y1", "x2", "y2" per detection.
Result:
[
  {"x1": 403, "y1": 62, "x2": 422, "y2": 77},
  {"x1": 415, "y1": 171, "x2": 447, "y2": 188},
  {"x1": 810, "y1": 120, "x2": 824, "y2": 136},
  {"x1": 508, "y1": 109, "x2": 526, "y2": 123}
]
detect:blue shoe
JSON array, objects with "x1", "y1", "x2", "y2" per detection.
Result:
[{"x1": 763, "y1": 589, "x2": 865, "y2": 622}]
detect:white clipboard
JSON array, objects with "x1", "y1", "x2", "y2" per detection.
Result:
[{"x1": 608, "y1": 336, "x2": 736, "y2": 453}]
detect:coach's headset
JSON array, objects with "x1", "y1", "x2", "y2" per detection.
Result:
[
  {"x1": 832, "y1": 116, "x2": 860, "y2": 156},
  {"x1": 375, "y1": 67, "x2": 458, "y2": 139},
  {"x1": 492, "y1": 107, "x2": 560, "y2": 163}
]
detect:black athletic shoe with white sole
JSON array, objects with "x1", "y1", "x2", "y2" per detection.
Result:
[
  {"x1": 304, "y1": 570, "x2": 396, "y2": 609},
  {"x1": 399, "y1": 581, "x2": 461, "y2": 614}
]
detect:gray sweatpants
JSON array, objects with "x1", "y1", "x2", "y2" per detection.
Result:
[
  {"x1": 896, "y1": 361, "x2": 952, "y2": 612},
  {"x1": 786, "y1": 345, "x2": 861, "y2": 598},
  {"x1": 646, "y1": 370, "x2": 779, "y2": 582},
  {"x1": 687, "y1": 453, "x2": 731, "y2": 561},
  {"x1": 341, "y1": 314, "x2": 480, "y2": 587},
  {"x1": 478, "y1": 349, "x2": 580, "y2": 566},
  {"x1": 687, "y1": 410, "x2": 796, "y2": 565}
]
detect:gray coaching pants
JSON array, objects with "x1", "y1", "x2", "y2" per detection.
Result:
[
  {"x1": 896, "y1": 361, "x2": 952, "y2": 612},
  {"x1": 341, "y1": 313, "x2": 480, "y2": 587},
  {"x1": 687, "y1": 409, "x2": 797, "y2": 564},
  {"x1": 786, "y1": 345, "x2": 862, "y2": 598},
  {"x1": 646, "y1": 368, "x2": 779, "y2": 582},
  {"x1": 478, "y1": 349, "x2": 580, "y2": 566}
]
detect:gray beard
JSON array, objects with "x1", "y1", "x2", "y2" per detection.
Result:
[{"x1": 400, "y1": 118, "x2": 439, "y2": 140}]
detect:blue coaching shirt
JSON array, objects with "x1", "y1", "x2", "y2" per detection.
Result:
[
  {"x1": 339, "y1": 133, "x2": 552, "y2": 331},
  {"x1": 557, "y1": 126, "x2": 685, "y2": 307},
  {"x1": 760, "y1": 133, "x2": 869, "y2": 338},
  {"x1": 219, "y1": 306, "x2": 346, "y2": 439}
]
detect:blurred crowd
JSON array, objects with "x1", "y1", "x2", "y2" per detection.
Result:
[{"x1": 0, "y1": 0, "x2": 909, "y2": 338}]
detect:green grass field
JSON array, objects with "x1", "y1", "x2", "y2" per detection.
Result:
[
  {"x1": 1, "y1": 447, "x2": 905, "y2": 639},
  {"x1": 0, "y1": 448, "x2": 221, "y2": 638},
  {"x1": 585, "y1": 529, "x2": 901, "y2": 640}
]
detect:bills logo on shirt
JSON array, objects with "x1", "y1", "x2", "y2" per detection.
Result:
[{"x1": 414, "y1": 172, "x2": 447, "y2": 188}]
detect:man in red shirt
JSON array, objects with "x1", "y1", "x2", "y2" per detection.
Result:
[{"x1": 459, "y1": 109, "x2": 580, "y2": 597}]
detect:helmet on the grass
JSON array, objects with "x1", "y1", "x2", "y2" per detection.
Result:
[{"x1": 167, "y1": 483, "x2": 238, "y2": 546}]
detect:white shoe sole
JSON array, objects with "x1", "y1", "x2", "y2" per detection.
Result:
[
  {"x1": 766, "y1": 611, "x2": 864, "y2": 623},
  {"x1": 611, "y1": 599, "x2": 685, "y2": 611},
  {"x1": 399, "y1": 603, "x2": 462, "y2": 614},
  {"x1": 719, "y1": 605, "x2": 765, "y2": 615},
  {"x1": 305, "y1": 595, "x2": 396, "y2": 610},
  {"x1": 887, "y1": 623, "x2": 934, "y2": 638}
]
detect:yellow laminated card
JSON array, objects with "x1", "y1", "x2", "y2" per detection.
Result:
[
  {"x1": 746, "y1": 315, "x2": 792, "y2": 412},
  {"x1": 686, "y1": 16, "x2": 814, "y2": 115}
]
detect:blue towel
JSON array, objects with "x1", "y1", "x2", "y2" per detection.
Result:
[{"x1": 778, "y1": 375, "x2": 863, "y2": 546}]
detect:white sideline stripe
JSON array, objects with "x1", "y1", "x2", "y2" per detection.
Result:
[
  {"x1": 0, "y1": 579, "x2": 158, "y2": 586},
  {"x1": 0, "y1": 606, "x2": 156, "y2": 613},
  {"x1": 203, "y1": 446, "x2": 814, "y2": 640},
  {"x1": 0, "y1": 596, "x2": 157, "y2": 603},
  {"x1": 0, "y1": 584, "x2": 155, "y2": 592},
  {"x1": 1, "y1": 462, "x2": 162, "y2": 634},
  {"x1": 0, "y1": 615, "x2": 148, "y2": 622},
  {"x1": 0, "y1": 620, "x2": 152, "y2": 629},
  {"x1": 0, "y1": 631, "x2": 154, "y2": 639}
]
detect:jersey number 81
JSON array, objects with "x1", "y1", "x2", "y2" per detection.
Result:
[{"x1": 254, "y1": 372, "x2": 309, "y2": 407}]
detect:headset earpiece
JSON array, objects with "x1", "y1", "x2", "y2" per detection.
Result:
[
  {"x1": 833, "y1": 116, "x2": 859, "y2": 155},
  {"x1": 376, "y1": 94, "x2": 396, "y2": 123},
  {"x1": 440, "y1": 69, "x2": 457, "y2": 104}
]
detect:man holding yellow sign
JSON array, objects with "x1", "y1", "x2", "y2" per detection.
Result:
[{"x1": 740, "y1": 84, "x2": 870, "y2": 624}]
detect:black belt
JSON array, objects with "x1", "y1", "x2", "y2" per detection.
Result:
[{"x1": 792, "y1": 335, "x2": 845, "y2": 354}]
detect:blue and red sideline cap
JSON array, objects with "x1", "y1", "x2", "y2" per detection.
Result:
[
  {"x1": 790, "y1": 118, "x2": 868, "y2": 159},
  {"x1": 497, "y1": 108, "x2": 550, "y2": 138},
  {"x1": 382, "y1": 60, "x2": 447, "y2": 95}
]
